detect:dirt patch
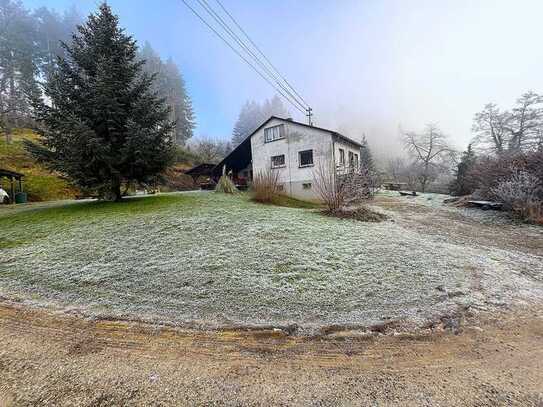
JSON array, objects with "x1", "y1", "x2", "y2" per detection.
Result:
[
  {"x1": 321, "y1": 205, "x2": 388, "y2": 222},
  {"x1": 0, "y1": 303, "x2": 542, "y2": 406}
]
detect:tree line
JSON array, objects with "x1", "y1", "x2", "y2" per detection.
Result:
[{"x1": 0, "y1": 0, "x2": 195, "y2": 145}]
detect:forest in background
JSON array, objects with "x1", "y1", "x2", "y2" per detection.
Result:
[{"x1": 0, "y1": 0, "x2": 195, "y2": 146}]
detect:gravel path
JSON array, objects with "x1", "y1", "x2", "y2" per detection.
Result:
[{"x1": 0, "y1": 303, "x2": 542, "y2": 406}]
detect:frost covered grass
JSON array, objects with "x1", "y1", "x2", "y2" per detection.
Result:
[{"x1": 1, "y1": 191, "x2": 542, "y2": 334}]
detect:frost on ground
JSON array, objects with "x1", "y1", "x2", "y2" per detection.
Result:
[{"x1": 1, "y1": 192, "x2": 542, "y2": 335}]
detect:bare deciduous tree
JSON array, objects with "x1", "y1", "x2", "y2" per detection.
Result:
[
  {"x1": 402, "y1": 124, "x2": 454, "y2": 192},
  {"x1": 188, "y1": 136, "x2": 232, "y2": 164},
  {"x1": 472, "y1": 103, "x2": 510, "y2": 154},
  {"x1": 472, "y1": 92, "x2": 543, "y2": 154},
  {"x1": 507, "y1": 91, "x2": 543, "y2": 152}
]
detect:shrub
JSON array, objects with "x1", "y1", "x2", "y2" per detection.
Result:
[
  {"x1": 251, "y1": 169, "x2": 281, "y2": 203},
  {"x1": 313, "y1": 161, "x2": 346, "y2": 212},
  {"x1": 491, "y1": 170, "x2": 542, "y2": 221},
  {"x1": 313, "y1": 161, "x2": 377, "y2": 212},
  {"x1": 215, "y1": 175, "x2": 238, "y2": 194}
]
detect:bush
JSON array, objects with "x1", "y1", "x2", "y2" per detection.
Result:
[
  {"x1": 313, "y1": 161, "x2": 377, "y2": 212},
  {"x1": 467, "y1": 151, "x2": 543, "y2": 223},
  {"x1": 313, "y1": 161, "x2": 346, "y2": 212},
  {"x1": 491, "y1": 170, "x2": 542, "y2": 221},
  {"x1": 215, "y1": 175, "x2": 238, "y2": 194},
  {"x1": 251, "y1": 169, "x2": 281, "y2": 203}
]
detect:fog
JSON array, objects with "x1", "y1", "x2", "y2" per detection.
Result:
[{"x1": 23, "y1": 0, "x2": 543, "y2": 159}]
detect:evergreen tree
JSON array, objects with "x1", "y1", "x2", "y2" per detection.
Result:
[
  {"x1": 138, "y1": 43, "x2": 195, "y2": 145},
  {"x1": 164, "y1": 57, "x2": 195, "y2": 144},
  {"x1": 261, "y1": 94, "x2": 289, "y2": 121},
  {"x1": 450, "y1": 143, "x2": 477, "y2": 196},
  {"x1": 25, "y1": 3, "x2": 174, "y2": 201},
  {"x1": 34, "y1": 5, "x2": 82, "y2": 78},
  {"x1": 231, "y1": 95, "x2": 289, "y2": 147},
  {"x1": 231, "y1": 100, "x2": 262, "y2": 146},
  {"x1": 0, "y1": 0, "x2": 42, "y2": 140},
  {"x1": 359, "y1": 135, "x2": 375, "y2": 171}
]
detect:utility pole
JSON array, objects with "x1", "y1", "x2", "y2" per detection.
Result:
[{"x1": 306, "y1": 107, "x2": 313, "y2": 126}]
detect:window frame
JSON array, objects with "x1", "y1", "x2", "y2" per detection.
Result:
[
  {"x1": 271, "y1": 154, "x2": 286, "y2": 169},
  {"x1": 348, "y1": 151, "x2": 354, "y2": 167},
  {"x1": 298, "y1": 149, "x2": 314, "y2": 168},
  {"x1": 339, "y1": 148, "x2": 345, "y2": 165},
  {"x1": 264, "y1": 124, "x2": 285, "y2": 143}
]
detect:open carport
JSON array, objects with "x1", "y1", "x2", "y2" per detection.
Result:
[{"x1": 0, "y1": 168, "x2": 25, "y2": 204}]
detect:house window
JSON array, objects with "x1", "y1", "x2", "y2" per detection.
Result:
[
  {"x1": 354, "y1": 154, "x2": 359, "y2": 168},
  {"x1": 277, "y1": 184, "x2": 284, "y2": 191},
  {"x1": 339, "y1": 148, "x2": 345, "y2": 165},
  {"x1": 299, "y1": 150, "x2": 314, "y2": 167},
  {"x1": 271, "y1": 154, "x2": 286, "y2": 168},
  {"x1": 348, "y1": 151, "x2": 354, "y2": 167},
  {"x1": 264, "y1": 125, "x2": 285, "y2": 143},
  {"x1": 302, "y1": 183, "x2": 312, "y2": 190}
]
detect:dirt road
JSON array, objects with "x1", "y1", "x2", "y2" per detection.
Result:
[{"x1": 1, "y1": 303, "x2": 542, "y2": 406}]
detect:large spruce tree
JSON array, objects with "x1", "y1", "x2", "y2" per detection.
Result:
[{"x1": 26, "y1": 3, "x2": 174, "y2": 201}]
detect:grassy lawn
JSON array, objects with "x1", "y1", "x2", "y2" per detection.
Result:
[
  {"x1": 1, "y1": 192, "x2": 542, "y2": 333},
  {"x1": 0, "y1": 130, "x2": 78, "y2": 201}
]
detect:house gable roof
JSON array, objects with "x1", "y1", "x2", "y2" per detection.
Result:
[
  {"x1": 212, "y1": 116, "x2": 362, "y2": 176},
  {"x1": 253, "y1": 116, "x2": 363, "y2": 148}
]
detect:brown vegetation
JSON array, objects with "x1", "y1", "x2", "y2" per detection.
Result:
[{"x1": 250, "y1": 169, "x2": 281, "y2": 203}]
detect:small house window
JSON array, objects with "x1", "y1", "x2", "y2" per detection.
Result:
[
  {"x1": 339, "y1": 149, "x2": 345, "y2": 165},
  {"x1": 354, "y1": 154, "x2": 359, "y2": 168},
  {"x1": 302, "y1": 183, "x2": 312, "y2": 190},
  {"x1": 264, "y1": 125, "x2": 285, "y2": 143},
  {"x1": 348, "y1": 151, "x2": 354, "y2": 167},
  {"x1": 277, "y1": 184, "x2": 284, "y2": 191},
  {"x1": 271, "y1": 154, "x2": 285, "y2": 168},
  {"x1": 299, "y1": 150, "x2": 314, "y2": 167}
]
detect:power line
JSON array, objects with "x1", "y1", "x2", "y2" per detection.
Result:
[
  {"x1": 195, "y1": 0, "x2": 308, "y2": 112},
  {"x1": 179, "y1": 0, "x2": 311, "y2": 118},
  {"x1": 213, "y1": 0, "x2": 310, "y2": 109}
]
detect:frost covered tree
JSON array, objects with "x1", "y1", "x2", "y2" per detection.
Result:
[
  {"x1": 25, "y1": 3, "x2": 174, "y2": 201},
  {"x1": 472, "y1": 92, "x2": 543, "y2": 154},
  {"x1": 472, "y1": 103, "x2": 509, "y2": 154},
  {"x1": 506, "y1": 91, "x2": 543, "y2": 152},
  {"x1": 403, "y1": 124, "x2": 454, "y2": 192}
]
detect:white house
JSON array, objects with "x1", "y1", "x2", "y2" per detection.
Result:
[{"x1": 214, "y1": 116, "x2": 363, "y2": 201}]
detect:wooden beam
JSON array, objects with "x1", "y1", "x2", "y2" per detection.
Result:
[{"x1": 10, "y1": 176, "x2": 15, "y2": 204}]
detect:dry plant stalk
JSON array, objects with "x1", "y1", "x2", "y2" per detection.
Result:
[{"x1": 251, "y1": 169, "x2": 281, "y2": 203}]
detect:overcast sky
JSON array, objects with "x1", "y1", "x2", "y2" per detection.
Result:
[{"x1": 23, "y1": 0, "x2": 543, "y2": 156}]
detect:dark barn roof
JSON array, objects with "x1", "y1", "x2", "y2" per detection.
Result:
[
  {"x1": 0, "y1": 168, "x2": 24, "y2": 179},
  {"x1": 212, "y1": 136, "x2": 252, "y2": 177},
  {"x1": 184, "y1": 163, "x2": 216, "y2": 177}
]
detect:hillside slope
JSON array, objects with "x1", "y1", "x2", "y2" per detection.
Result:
[{"x1": 0, "y1": 130, "x2": 78, "y2": 202}]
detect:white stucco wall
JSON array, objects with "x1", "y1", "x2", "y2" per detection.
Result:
[
  {"x1": 333, "y1": 137, "x2": 362, "y2": 174},
  {"x1": 250, "y1": 119, "x2": 334, "y2": 200}
]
